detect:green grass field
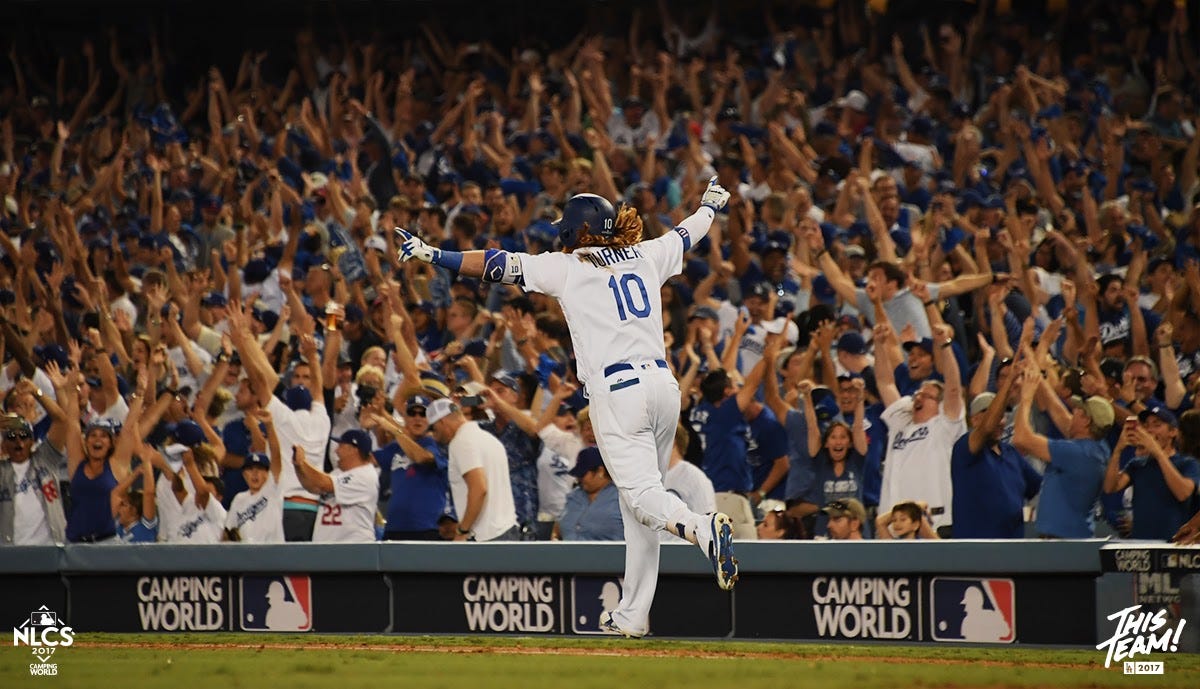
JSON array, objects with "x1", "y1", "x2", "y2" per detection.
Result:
[{"x1": 4, "y1": 634, "x2": 1198, "y2": 688}]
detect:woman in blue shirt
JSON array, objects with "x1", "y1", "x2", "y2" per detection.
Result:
[{"x1": 800, "y1": 378, "x2": 868, "y2": 536}]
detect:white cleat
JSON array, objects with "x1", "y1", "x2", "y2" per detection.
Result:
[{"x1": 600, "y1": 611, "x2": 646, "y2": 639}]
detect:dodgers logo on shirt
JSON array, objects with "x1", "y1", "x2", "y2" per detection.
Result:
[
  {"x1": 929, "y1": 577, "x2": 1015, "y2": 643},
  {"x1": 239, "y1": 576, "x2": 312, "y2": 632},
  {"x1": 571, "y1": 576, "x2": 628, "y2": 635}
]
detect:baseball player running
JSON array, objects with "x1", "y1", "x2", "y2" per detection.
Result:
[{"x1": 397, "y1": 177, "x2": 736, "y2": 638}]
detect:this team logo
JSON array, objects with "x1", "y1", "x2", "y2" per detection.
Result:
[
  {"x1": 13, "y1": 605, "x2": 74, "y2": 675},
  {"x1": 239, "y1": 576, "x2": 312, "y2": 632},
  {"x1": 571, "y1": 576, "x2": 628, "y2": 635},
  {"x1": 929, "y1": 577, "x2": 1015, "y2": 643}
]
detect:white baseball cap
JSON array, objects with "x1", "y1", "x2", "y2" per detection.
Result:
[
  {"x1": 836, "y1": 89, "x2": 869, "y2": 112},
  {"x1": 364, "y1": 234, "x2": 387, "y2": 253},
  {"x1": 426, "y1": 398, "x2": 457, "y2": 426}
]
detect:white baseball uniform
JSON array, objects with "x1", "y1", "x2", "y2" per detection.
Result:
[
  {"x1": 225, "y1": 475, "x2": 285, "y2": 543},
  {"x1": 519, "y1": 207, "x2": 720, "y2": 635},
  {"x1": 311, "y1": 464, "x2": 379, "y2": 543}
]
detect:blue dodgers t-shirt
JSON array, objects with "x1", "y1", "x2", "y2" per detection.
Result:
[
  {"x1": 1036, "y1": 438, "x2": 1109, "y2": 538},
  {"x1": 950, "y1": 435, "x2": 1043, "y2": 539},
  {"x1": 690, "y1": 396, "x2": 752, "y2": 493},
  {"x1": 116, "y1": 515, "x2": 159, "y2": 543},
  {"x1": 746, "y1": 405, "x2": 790, "y2": 500},
  {"x1": 1124, "y1": 453, "x2": 1200, "y2": 540},
  {"x1": 805, "y1": 449, "x2": 866, "y2": 536},
  {"x1": 375, "y1": 436, "x2": 449, "y2": 533},
  {"x1": 783, "y1": 408, "x2": 815, "y2": 502}
]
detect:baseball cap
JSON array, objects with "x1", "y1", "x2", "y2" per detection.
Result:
[
  {"x1": 167, "y1": 420, "x2": 205, "y2": 447},
  {"x1": 201, "y1": 292, "x2": 227, "y2": 307},
  {"x1": 333, "y1": 429, "x2": 373, "y2": 456},
  {"x1": 364, "y1": 235, "x2": 387, "y2": 253},
  {"x1": 1068, "y1": 395, "x2": 1116, "y2": 430},
  {"x1": 746, "y1": 282, "x2": 772, "y2": 300},
  {"x1": 844, "y1": 244, "x2": 867, "y2": 258},
  {"x1": 969, "y1": 392, "x2": 997, "y2": 416},
  {"x1": 426, "y1": 398, "x2": 457, "y2": 426},
  {"x1": 903, "y1": 338, "x2": 934, "y2": 354},
  {"x1": 252, "y1": 308, "x2": 279, "y2": 331},
  {"x1": 569, "y1": 446, "x2": 605, "y2": 477},
  {"x1": 837, "y1": 90, "x2": 869, "y2": 112},
  {"x1": 456, "y1": 381, "x2": 487, "y2": 398},
  {"x1": 243, "y1": 452, "x2": 270, "y2": 470},
  {"x1": 491, "y1": 371, "x2": 521, "y2": 393},
  {"x1": 689, "y1": 305, "x2": 719, "y2": 321},
  {"x1": 34, "y1": 344, "x2": 69, "y2": 369},
  {"x1": 822, "y1": 498, "x2": 867, "y2": 522},
  {"x1": 837, "y1": 314, "x2": 862, "y2": 330},
  {"x1": 284, "y1": 385, "x2": 313, "y2": 412},
  {"x1": 406, "y1": 394, "x2": 432, "y2": 416},
  {"x1": 1138, "y1": 405, "x2": 1179, "y2": 428},
  {"x1": 837, "y1": 332, "x2": 868, "y2": 356}
]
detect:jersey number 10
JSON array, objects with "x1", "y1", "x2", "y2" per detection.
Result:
[{"x1": 608, "y1": 274, "x2": 651, "y2": 321}]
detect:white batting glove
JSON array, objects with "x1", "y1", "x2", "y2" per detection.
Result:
[
  {"x1": 394, "y1": 227, "x2": 438, "y2": 264},
  {"x1": 700, "y1": 175, "x2": 731, "y2": 211}
]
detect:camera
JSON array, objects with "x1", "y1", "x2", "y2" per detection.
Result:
[
  {"x1": 459, "y1": 394, "x2": 484, "y2": 407},
  {"x1": 355, "y1": 385, "x2": 378, "y2": 407}
]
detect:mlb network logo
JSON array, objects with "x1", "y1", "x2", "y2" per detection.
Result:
[
  {"x1": 930, "y1": 577, "x2": 1015, "y2": 643},
  {"x1": 571, "y1": 576, "x2": 627, "y2": 635},
  {"x1": 239, "y1": 576, "x2": 312, "y2": 632}
]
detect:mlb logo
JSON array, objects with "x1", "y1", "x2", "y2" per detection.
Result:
[
  {"x1": 571, "y1": 576, "x2": 628, "y2": 635},
  {"x1": 930, "y1": 577, "x2": 1015, "y2": 643},
  {"x1": 26, "y1": 607, "x2": 60, "y2": 628},
  {"x1": 239, "y1": 576, "x2": 312, "y2": 632}
]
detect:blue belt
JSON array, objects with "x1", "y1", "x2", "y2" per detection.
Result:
[{"x1": 604, "y1": 359, "x2": 668, "y2": 391}]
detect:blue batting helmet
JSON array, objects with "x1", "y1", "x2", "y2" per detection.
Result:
[{"x1": 555, "y1": 193, "x2": 616, "y2": 250}]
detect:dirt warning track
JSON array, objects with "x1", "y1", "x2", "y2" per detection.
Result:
[{"x1": 77, "y1": 640, "x2": 1102, "y2": 670}]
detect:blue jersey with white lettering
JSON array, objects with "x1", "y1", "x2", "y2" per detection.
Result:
[
  {"x1": 116, "y1": 515, "x2": 159, "y2": 543},
  {"x1": 690, "y1": 396, "x2": 753, "y2": 492},
  {"x1": 746, "y1": 405, "x2": 789, "y2": 499},
  {"x1": 806, "y1": 449, "x2": 865, "y2": 536},
  {"x1": 376, "y1": 436, "x2": 449, "y2": 533}
]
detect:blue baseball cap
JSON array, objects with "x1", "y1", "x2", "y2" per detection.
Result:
[
  {"x1": 837, "y1": 332, "x2": 868, "y2": 356},
  {"x1": 1138, "y1": 406, "x2": 1179, "y2": 428},
  {"x1": 167, "y1": 420, "x2": 205, "y2": 447},
  {"x1": 333, "y1": 429, "x2": 372, "y2": 456},
  {"x1": 243, "y1": 452, "x2": 270, "y2": 469},
  {"x1": 284, "y1": 385, "x2": 313, "y2": 411},
  {"x1": 491, "y1": 370, "x2": 521, "y2": 393},
  {"x1": 569, "y1": 446, "x2": 605, "y2": 478},
  {"x1": 904, "y1": 338, "x2": 934, "y2": 354}
]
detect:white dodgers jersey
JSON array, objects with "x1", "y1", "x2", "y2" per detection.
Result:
[
  {"x1": 312, "y1": 464, "x2": 379, "y2": 543},
  {"x1": 521, "y1": 218, "x2": 700, "y2": 388}
]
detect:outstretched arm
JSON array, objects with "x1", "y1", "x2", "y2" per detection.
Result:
[
  {"x1": 1011, "y1": 368, "x2": 1050, "y2": 462},
  {"x1": 394, "y1": 178, "x2": 732, "y2": 280}
]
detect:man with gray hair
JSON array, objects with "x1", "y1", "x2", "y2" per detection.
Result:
[{"x1": 426, "y1": 398, "x2": 519, "y2": 542}]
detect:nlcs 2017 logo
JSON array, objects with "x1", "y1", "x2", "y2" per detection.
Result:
[{"x1": 12, "y1": 605, "x2": 74, "y2": 676}]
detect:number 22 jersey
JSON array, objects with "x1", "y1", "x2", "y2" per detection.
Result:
[{"x1": 311, "y1": 464, "x2": 379, "y2": 543}]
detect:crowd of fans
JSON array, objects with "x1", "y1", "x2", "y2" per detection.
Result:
[{"x1": 3, "y1": 0, "x2": 1200, "y2": 546}]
